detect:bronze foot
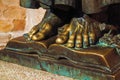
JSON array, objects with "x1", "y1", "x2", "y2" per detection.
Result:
[
  {"x1": 28, "y1": 23, "x2": 52, "y2": 41},
  {"x1": 27, "y1": 11, "x2": 63, "y2": 41},
  {"x1": 56, "y1": 15, "x2": 118, "y2": 49}
]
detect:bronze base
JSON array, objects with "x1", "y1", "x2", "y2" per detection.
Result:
[{"x1": 0, "y1": 36, "x2": 120, "y2": 80}]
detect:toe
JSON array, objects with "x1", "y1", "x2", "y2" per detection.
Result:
[
  {"x1": 56, "y1": 35, "x2": 68, "y2": 44},
  {"x1": 66, "y1": 33, "x2": 76, "y2": 48},
  {"x1": 56, "y1": 24, "x2": 70, "y2": 44},
  {"x1": 89, "y1": 25, "x2": 96, "y2": 45},
  {"x1": 32, "y1": 32, "x2": 44, "y2": 41},
  {"x1": 66, "y1": 18, "x2": 80, "y2": 48},
  {"x1": 83, "y1": 22, "x2": 89, "y2": 48},
  {"x1": 28, "y1": 25, "x2": 39, "y2": 38},
  {"x1": 75, "y1": 27, "x2": 83, "y2": 48}
]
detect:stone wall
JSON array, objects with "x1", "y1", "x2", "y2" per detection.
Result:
[
  {"x1": 0, "y1": 0, "x2": 26, "y2": 32},
  {"x1": 0, "y1": 0, "x2": 46, "y2": 34},
  {"x1": 0, "y1": 0, "x2": 46, "y2": 48}
]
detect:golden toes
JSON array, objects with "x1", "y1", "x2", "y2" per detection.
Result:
[
  {"x1": 75, "y1": 34, "x2": 82, "y2": 48},
  {"x1": 83, "y1": 23, "x2": 89, "y2": 48},
  {"x1": 56, "y1": 35, "x2": 68, "y2": 44},
  {"x1": 31, "y1": 23, "x2": 52, "y2": 41},
  {"x1": 56, "y1": 30, "x2": 69, "y2": 44},
  {"x1": 75, "y1": 27, "x2": 83, "y2": 48},
  {"x1": 56, "y1": 24, "x2": 69, "y2": 44},
  {"x1": 32, "y1": 32, "x2": 45, "y2": 41},
  {"x1": 28, "y1": 26, "x2": 39, "y2": 38},
  {"x1": 89, "y1": 33, "x2": 95, "y2": 45},
  {"x1": 89, "y1": 25, "x2": 96, "y2": 45},
  {"x1": 66, "y1": 33, "x2": 76, "y2": 48}
]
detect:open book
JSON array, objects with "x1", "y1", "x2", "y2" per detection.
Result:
[{"x1": 2, "y1": 35, "x2": 120, "y2": 75}]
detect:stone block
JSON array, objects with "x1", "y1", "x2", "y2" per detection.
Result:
[
  {"x1": 1, "y1": 0, "x2": 19, "y2": 6},
  {"x1": 3, "y1": 6, "x2": 26, "y2": 20},
  {"x1": 12, "y1": 19, "x2": 25, "y2": 31},
  {"x1": 0, "y1": 20, "x2": 13, "y2": 32}
]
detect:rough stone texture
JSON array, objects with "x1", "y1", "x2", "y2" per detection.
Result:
[
  {"x1": 12, "y1": 19, "x2": 26, "y2": 31},
  {"x1": 3, "y1": 6, "x2": 26, "y2": 20},
  {"x1": 0, "y1": 20, "x2": 13, "y2": 32},
  {"x1": 2, "y1": 0, "x2": 19, "y2": 6},
  {"x1": 0, "y1": 0, "x2": 26, "y2": 32},
  {"x1": 0, "y1": 0, "x2": 46, "y2": 37}
]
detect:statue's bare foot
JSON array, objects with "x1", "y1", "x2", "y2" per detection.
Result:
[
  {"x1": 28, "y1": 23, "x2": 52, "y2": 41},
  {"x1": 28, "y1": 12, "x2": 63, "y2": 41},
  {"x1": 56, "y1": 15, "x2": 118, "y2": 48}
]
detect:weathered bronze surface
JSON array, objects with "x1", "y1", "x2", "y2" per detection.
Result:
[
  {"x1": 20, "y1": 0, "x2": 120, "y2": 48},
  {"x1": 6, "y1": 36, "x2": 120, "y2": 72},
  {"x1": 0, "y1": 0, "x2": 120, "y2": 80},
  {"x1": 6, "y1": 35, "x2": 56, "y2": 55},
  {"x1": 0, "y1": 38, "x2": 120, "y2": 80},
  {"x1": 0, "y1": 36, "x2": 119, "y2": 80}
]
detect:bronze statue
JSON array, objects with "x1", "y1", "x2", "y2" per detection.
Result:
[
  {"x1": 20, "y1": 0, "x2": 120, "y2": 49},
  {"x1": 0, "y1": 0, "x2": 120, "y2": 80}
]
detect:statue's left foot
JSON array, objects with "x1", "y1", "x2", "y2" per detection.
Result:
[{"x1": 56, "y1": 15, "x2": 102, "y2": 48}]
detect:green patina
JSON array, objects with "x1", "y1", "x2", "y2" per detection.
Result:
[
  {"x1": 0, "y1": 54, "x2": 18, "y2": 63},
  {"x1": 0, "y1": 50, "x2": 110, "y2": 80},
  {"x1": 40, "y1": 61, "x2": 107, "y2": 80}
]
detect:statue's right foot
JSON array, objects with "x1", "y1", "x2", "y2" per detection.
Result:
[{"x1": 56, "y1": 15, "x2": 118, "y2": 49}]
